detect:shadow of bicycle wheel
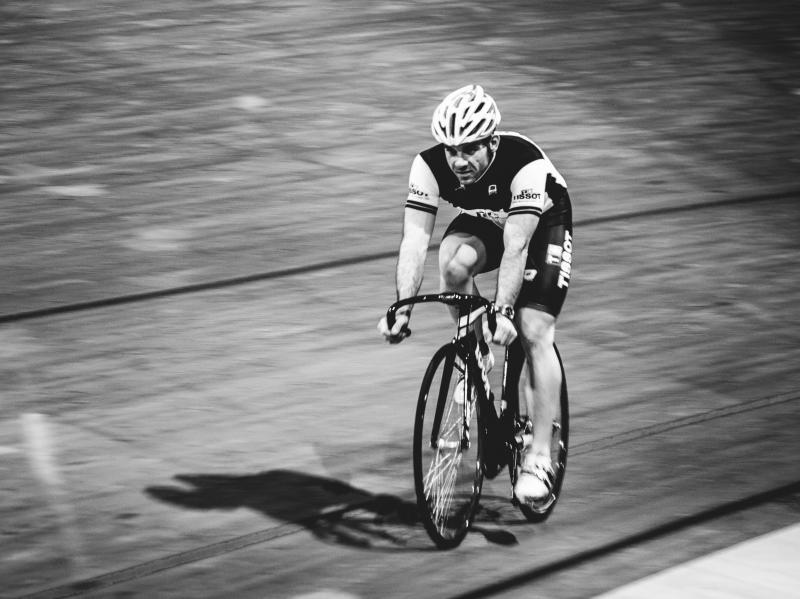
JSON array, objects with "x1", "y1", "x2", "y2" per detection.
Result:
[{"x1": 146, "y1": 469, "x2": 522, "y2": 551}]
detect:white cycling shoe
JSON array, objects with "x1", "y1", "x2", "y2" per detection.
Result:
[{"x1": 514, "y1": 454, "x2": 554, "y2": 505}]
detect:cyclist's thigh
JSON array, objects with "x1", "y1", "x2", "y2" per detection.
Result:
[
  {"x1": 440, "y1": 213, "x2": 504, "y2": 274},
  {"x1": 517, "y1": 222, "x2": 573, "y2": 317}
]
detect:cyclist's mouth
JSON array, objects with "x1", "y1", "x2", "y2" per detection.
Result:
[{"x1": 455, "y1": 170, "x2": 474, "y2": 182}]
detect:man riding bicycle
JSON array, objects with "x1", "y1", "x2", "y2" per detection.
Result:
[{"x1": 378, "y1": 84, "x2": 574, "y2": 507}]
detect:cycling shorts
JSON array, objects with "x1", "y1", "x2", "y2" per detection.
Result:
[{"x1": 443, "y1": 213, "x2": 573, "y2": 317}]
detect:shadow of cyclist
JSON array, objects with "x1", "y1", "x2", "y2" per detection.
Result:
[{"x1": 146, "y1": 469, "x2": 518, "y2": 550}]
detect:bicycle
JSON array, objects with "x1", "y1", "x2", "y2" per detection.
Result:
[{"x1": 385, "y1": 292, "x2": 569, "y2": 549}]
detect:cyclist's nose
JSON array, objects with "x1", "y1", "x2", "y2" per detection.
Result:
[{"x1": 452, "y1": 153, "x2": 469, "y2": 168}]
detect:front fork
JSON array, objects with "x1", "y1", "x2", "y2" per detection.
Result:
[{"x1": 460, "y1": 338, "x2": 488, "y2": 450}]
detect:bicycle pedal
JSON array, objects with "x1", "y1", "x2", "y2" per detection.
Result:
[
  {"x1": 514, "y1": 417, "x2": 533, "y2": 434},
  {"x1": 514, "y1": 432, "x2": 533, "y2": 450}
]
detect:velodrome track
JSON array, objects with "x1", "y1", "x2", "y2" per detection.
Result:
[{"x1": 1, "y1": 1, "x2": 799, "y2": 597}]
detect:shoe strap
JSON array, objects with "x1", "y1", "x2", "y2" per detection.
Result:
[
  {"x1": 519, "y1": 465, "x2": 554, "y2": 491},
  {"x1": 520, "y1": 456, "x2": 554, "y2": 478}
]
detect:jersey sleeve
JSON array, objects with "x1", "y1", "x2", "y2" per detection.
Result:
[
  {"x1": 405, "y1": 154, "x2": 440, "y2": 215},
  {"x1": 508, "y1": 159, "x2": 566, "y2": 218}
]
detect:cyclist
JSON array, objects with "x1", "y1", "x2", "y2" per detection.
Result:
[{"x1": 378, "y1": 84, "x2": 574, "y2": 507}]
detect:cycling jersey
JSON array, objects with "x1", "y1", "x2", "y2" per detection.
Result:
[
  {"x1": 404, "y1": 131, "x2": 574, "y2": 316},
  {"x1": 405, "y1": 132, "x2": 571, "y2": 229}
]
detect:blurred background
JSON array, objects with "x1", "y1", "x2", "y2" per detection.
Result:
[
  {"x1": 1, "y1": 1, "x2": 798, "y2": 597},
  {"x1": 2, "y1": 0, "x2": 798, "y2": 312}
]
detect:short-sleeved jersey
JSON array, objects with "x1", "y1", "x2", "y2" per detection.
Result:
[{"x1": 405, "y1": 131, "x2": 571, "y2": 229}]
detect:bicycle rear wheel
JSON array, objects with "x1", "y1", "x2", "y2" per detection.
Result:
[
  {"x1": 413, "y1": 342, "x2": 484, "y2": 549},
  {"x1": 516, "y1": 343, "x2": 569, "y2": 523}
]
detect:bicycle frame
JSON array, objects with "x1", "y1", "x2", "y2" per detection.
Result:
[
  {"x1": 388, "y1": 292, "x2": 524, "y2": 418},
  {"x1": 388, "y1": 293, "x2": 525, "y2": 445}
]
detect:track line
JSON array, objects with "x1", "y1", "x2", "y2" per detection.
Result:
[
  {"x1": 15, "y1": 512, "x2": 353, "y2": 599},
  {"x1": 446, "y1": 480, "x2": 800, "y2": 599},
  {"x1": 18, "y1": 480, "x2": 800, "y2": 599},
  {"x1": 12, "y1": 389, "x2": 799, "y2": 599},
  {"x1": 1, "y1": 187, "x2": 796, "y2": 325},
  {"x1": 569, "y1": 389, "x2": 800, "y2": 456},
  {"x1": 0, "y1": 249, "x2": 398, "y2": 325}
]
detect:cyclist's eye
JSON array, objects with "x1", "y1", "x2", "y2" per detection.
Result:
[{"x1": 445, "y1": 145, "x2": 478, "y2": 157}]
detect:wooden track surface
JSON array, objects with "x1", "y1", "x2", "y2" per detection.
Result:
[{"x1": 1, "y1": 1, "x2": 799, "y2": 597}]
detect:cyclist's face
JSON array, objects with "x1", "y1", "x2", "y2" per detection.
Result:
[{"x1": 444, "y1": 136, "x2": 499, "y2": 186}]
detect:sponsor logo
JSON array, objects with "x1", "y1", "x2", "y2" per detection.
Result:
[
  {"x1": 523, "y1": 268, "x2": 537, "y2": 282},
  {"x1": 512, "y1": 189, "x2": 541, "y2": 202},
  {"x1": 488, "y1": 184, "x2": 497, "y2": 196},
  {"x1": 557, "y1": 230, "x2": 573, "y2": 289},
  {"x1": 408, "y1": 183, "x2": 428, "y2": 198},
  {"x1": 545, "y1": 244, "x2": 562, "y2": 266},
  {"x1": 473, "y1": 208, "x2": 503, "y2": 224}
]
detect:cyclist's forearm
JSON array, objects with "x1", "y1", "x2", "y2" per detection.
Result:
[
  {"x1": 494, "y1": 247, "x2": 526, "y2": 307},
  {"x1": 495, "y1": 213, "x2": 538, "y2": 307},
  {"x1": 395, "y1": 207, "x2": 435, "y2": 305},
  {"x1": 396, "y1": 233, "x2": 428, "y2": 301}
]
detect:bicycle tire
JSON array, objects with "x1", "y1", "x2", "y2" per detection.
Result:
[
  {"x1": 516, "y1": 343, "x2": 569, "y2": 523},
  {"x1": 413, "y1": 341, "x2": 484, "y2": 549}
]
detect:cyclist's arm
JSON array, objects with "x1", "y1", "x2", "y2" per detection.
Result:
[
  {"x1": 397, "y1": 154, "x2": 440, "y2": 307},
  {"x1": 494, "y1": 159, "x2": 550, "y2": 309},
  {"x1": 494, "y1": 212, "x2": 539, "y2": 309},
  {"x1": 396, "y1": 207, "x2": 435, "y2": 306}
]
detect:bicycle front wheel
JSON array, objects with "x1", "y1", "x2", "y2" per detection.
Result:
[{"x1": 413, "y1": 342, "x2": 484, "y2": 549}]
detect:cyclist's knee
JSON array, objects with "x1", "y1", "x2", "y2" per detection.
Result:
[
  {"x1": 441, "y1": 260, "x2": 470, "y2": 288},
  {"x1": 441, "y1": 245, "x2": 480, "y2": 288},
  {"x1": 517, "y1": 308, "x2": 556, "y2": 351}
]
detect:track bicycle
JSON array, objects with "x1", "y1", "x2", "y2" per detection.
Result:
[{"x1": 386, "y1": 292, "x2": 568, "y2": 549}]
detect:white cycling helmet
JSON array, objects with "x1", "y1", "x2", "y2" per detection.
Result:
[{"x1": 431, "y1": 84, "x2": 501, "y2": 146}]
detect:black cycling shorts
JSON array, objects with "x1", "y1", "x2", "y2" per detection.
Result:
[{"x1": 443, "y1": 213, "x2": 573, "y2": 317}]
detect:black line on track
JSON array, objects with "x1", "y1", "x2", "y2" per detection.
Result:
[
  {"x1": 570, "y1": 389, "x2": 799, "y2": 456},
  {"x1": 0, "y1": 187, "x2": 796, "y2": 325},
  {"x1": 15, "y1": 506, "x2": 364, "y2": 599},
  {"x1": 0, "y1": 249, "x2": 399, "y2": 325},
  {"x1": 17, "y1": 480, "x2": 800, "y2": 599},
  {"x1": 13, "y1": 390, "x2": 799, "y2": 599},
  {"x1": 447, "y1": 479, "x2": 800, "y2": 599}
]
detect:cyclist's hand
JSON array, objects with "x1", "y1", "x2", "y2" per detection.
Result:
[
  {"x1": 491, "y1": 312, "x2": 518, "y2": 346},
  {"x1": 378, "y1": 313, "x2": 411, "y2": 344}
]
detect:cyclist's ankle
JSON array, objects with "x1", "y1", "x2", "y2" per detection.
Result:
[{"x1": 523, "y1": 447, "x2": 551, "y2": 466}]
